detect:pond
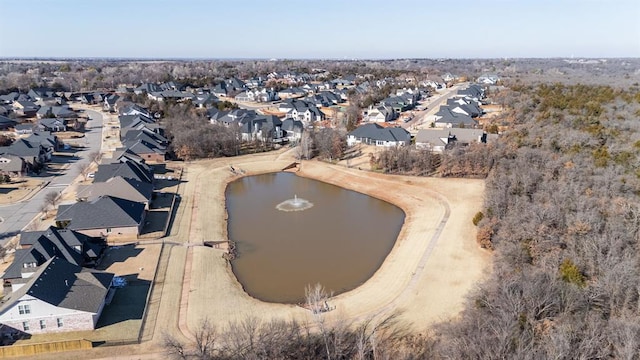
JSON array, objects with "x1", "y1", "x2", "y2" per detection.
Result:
[{"x1": 226, "y1": 172, "x2": 405, "y2": 303}]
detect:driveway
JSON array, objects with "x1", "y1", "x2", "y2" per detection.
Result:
[{"x1": 0, "y1": 108, "x2": 105, "y2": 245}]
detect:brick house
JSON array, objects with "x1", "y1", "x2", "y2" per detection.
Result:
[{"x1": 0, "y1": 257, "x2": 113, "y2": 336}]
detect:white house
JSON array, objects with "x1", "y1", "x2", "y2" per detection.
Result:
[{"x1": 0, "y1": 257, "x2": 114, "y2": 336}]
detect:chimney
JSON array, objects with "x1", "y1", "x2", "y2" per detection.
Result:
[{"x1": 65, "y1": 280, "x2": 68, "y2": 287}]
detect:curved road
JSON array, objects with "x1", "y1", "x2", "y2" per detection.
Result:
[{"x1": 0, "y1": 108, "x2": 105, "y2": 245}]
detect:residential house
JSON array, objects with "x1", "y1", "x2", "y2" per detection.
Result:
[
  {"x1": 455, "y1": 84, "x2": 485, "y2": 101},
  {"x1": 93, "y1": 160, "x2": 154, "y2": 184},
  {"x1": 12, "y1": 100, "x2": 39, "y2": 117},
  {"x1": 119, "y1": 103, "x2": 152, "y2": 119},
  {"x1": 0, "y1": 257, "x2": 113, "y2": 336},
  {"x1": 415, "y1": 128, "x2": 492, "y2": 152},
  {"x1": 234, "y1": 91, "x2": 253, "y2": 102},
  {"x1": 280, "y1": 99, "x2": 324, "y2": 123},
  {"x1": 251, "y1": 88, "x2": 278, "y2": 103},
  {"x1": 211, "y1": 82, "x2": 228, "y2": 97},
  {"x1": 76, "y1": 176, "x2": 153, "y2": 209},
  {"x1": 27, "y1": 88, "x2": 56, "y2": 102},
  {"x1": 477, "y1": 74, "x2": 500, "y2": 85},
  {"x1": 365, "y1": 105, "x2": 396, "y2": 123},
  {"x1": 277, "y1": 87, "x2": 306, "y2": 99},
  {"x1": 119, "y1": 138, "x2": 166, "y2": 163},
  {"x1": 148, "y1": 90, "x2": 194, "y2": 102},
  {"x1": 2, "y1": 226, "x2": 106, "y2": 287},
  {"x1": 445, "y1": 98, "x2": 482, "y2": 118},
  {"x1": 414, "y1": 129, "x2": 457, "y2": 153},
  {"x1": 0, "y1": 115, "x2": 17, "y2": 130},
  {"x1": 134, "y1": 83, "x2": 162, "y2": 95},
  {"x1": 0, "y1": 92, "x2": 20, "y2": 105},
  {"x1": 103, "y1": 94, "x2": 120, "y2": 112},
  {"x1": 433, "y1": 107, "x2": 477, "y2": 128},
  {"x1": 37, "y1": 118, "x2": 66, "y2": 132},
  {"x1": 240, "y1": 115, "x2": 284, "y2": 143},
  {"x1": 346, "y1": 123, "x2": 411, "y2": 147},
  {"x1": 0, "y1": 154, "x2": 28, "y2": 177},
  {"x1": 13, "y1": 124, "x2": 34, "y2": 136},
  {"x1": 0, "y1": 140, "x2": 46, "y2": 170},
  {"x1": 192, "y1": 93, "x2": 218, "y2": 108},
  {"x1": 24, "y1": 131, "x2": 60, "y2": 157},
  {"x1": 281, "y1": 119, "x2": 304, "y2": 142},
  {"x1": 56, "y1": 195, "x2": 147, "y2": 238},
  {"x1": 225, "y1": 77, "x2": 246, "y2": 92}
]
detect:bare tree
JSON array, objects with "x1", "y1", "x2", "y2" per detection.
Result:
[
  {"x1": 305, "y1": 283, "x2": 334, "y2": 360},
  {"x1": 88, "y1": 151, "x2": 102, "y2": 164},
  {"x1": 78, "y1": 162, "x2": 91, "y2": 180},
  {"x1": 163, "y1": 318, "x2": 220, "y2": 360},
  {"x1": 296, "y1": 131, "x2": 313, "y2": 160},
  {"x1": 44, "y1": 191, "x2": 60, "y2": 211}
]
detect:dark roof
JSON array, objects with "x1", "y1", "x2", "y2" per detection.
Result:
[
  {"x1": 1, "y1": 226, "x2": 102, "y2": 280},
  {"x1": 0, "y1": 257, "x2": 113, "y2": 314},
  {"x1": 0, "y1": 139, "x2": 41, "y2": 158},
  {"x1": 0, "y1": 153, "x2": 26, "y2": 173},
  {"x1": 281, "y1": 119, "x2": 304, "y2": 132},
  {"x1": 347, "y1": 123, "x2": 411, "y2": 143},
  {"x1": 94, "y1": 160, "x2": 153, "y2": 183},
  {"x1": 434, "y1": 107, "x2": 477, "y2": 126},
  {"x1": 0, "y1": 115, "x2": 17, "y2": 129},
  {"x1": 56, "y1": 196, "x2": 146, "y2": 230},
  {"x1": 76, "y1": 176, "x2": 153, "y2": 204},
  {"x1": 24, "y1": 131, "x2": 57, "y2": 149}
]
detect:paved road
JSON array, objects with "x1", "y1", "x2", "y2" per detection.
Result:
[
  {"x1": 0, "y1": 109, "x2": 104, "y2": 244},
  {"x1": 402, "y1": 83, "x2": 466, "y2": 133}
]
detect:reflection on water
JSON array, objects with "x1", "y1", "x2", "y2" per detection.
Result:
[{"x1": 226, "y1": 172, "x2": 405, "y2": 303}]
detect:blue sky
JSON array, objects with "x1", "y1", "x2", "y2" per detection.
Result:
[{"x1": 1, "y1": 0, "x2": 639, "y2": 59}]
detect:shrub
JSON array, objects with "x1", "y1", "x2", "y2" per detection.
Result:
[
  {"x1": 472, "y1": 211, "x2": 484, "y2": 226},
  {"x1": 559, "y1": 259, "x2": 586, "y2": 287}
]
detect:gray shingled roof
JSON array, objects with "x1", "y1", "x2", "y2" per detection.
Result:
[
  {"x1": 0, "y1": 154, "x2": 26, "y2": 173},
  {"x1": 0, "y1": 257, "x2": 113, "y2": 315},
  {"x1": 348, "y1": 123, "x2": 411, "y2": 143},
  {"x1": 56, "y1": 196, "x2": 146, "y2": 231},
  {"x1": 94, "y1": 160, "x2": 153, "y2": 183},
  {"x1": 0, "y1": 115, "x2": 17, "y2": 129},
  {"x1": 76, "y1": 176, "x2": 153, "y2": 204},
  {"x1": 1, "y1": 226, "x2": 103, "y2": 280}
]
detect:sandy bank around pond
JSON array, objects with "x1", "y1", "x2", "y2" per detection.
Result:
[{"x1": 181, "y1": 154, "x2": 491, "y2": 333}]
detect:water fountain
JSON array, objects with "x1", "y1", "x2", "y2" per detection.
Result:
[{"x1": 276, "y1": 194, "x2": 314, "y2": 212}]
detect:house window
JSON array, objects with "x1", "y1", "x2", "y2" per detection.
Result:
[
  {"x1": 106, "y1": 228, "x2": 112, "y2": 234},
  {"x1": 40, "y1": 320, "x2": 46, "y2": 329},
  {"x1": 57, "y1": 318, "x2": 64, "y2": 328},
  {"x1": 22, "y1": 322, "x2": 29, "y2": 331},
  {"x1": 18, "y1": 304, "x2": 31, "y2": 315}
]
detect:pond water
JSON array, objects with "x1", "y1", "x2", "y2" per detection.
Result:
[{"x1": 226, "y1": 172, "x2": 405, "y2": 303}]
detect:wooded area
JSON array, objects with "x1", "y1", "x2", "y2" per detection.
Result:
[{"x1": 439, "y1": 84, "x2": 640, "y2": 358}]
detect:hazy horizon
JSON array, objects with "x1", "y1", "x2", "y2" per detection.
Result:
[{"x1": 2, "y1": 0, "x2": 639, "y2": 59}]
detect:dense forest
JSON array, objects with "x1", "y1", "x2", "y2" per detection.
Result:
[{"x1": 437, "y1": 83, "x2": 640, "y2": 358}]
